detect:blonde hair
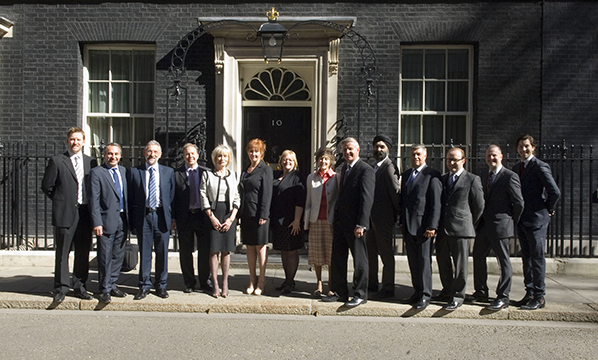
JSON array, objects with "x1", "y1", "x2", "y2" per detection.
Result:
[
  {"x1": 211, "y1": 144, "x2": 232, "y2": 167},
  {"x1": 279, "y1": 149, "x2": 299, "y2": 171}
]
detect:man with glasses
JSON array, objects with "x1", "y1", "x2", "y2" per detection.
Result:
[{"x1": 435, "y1": 147, "x2": 484, "y2": 311}]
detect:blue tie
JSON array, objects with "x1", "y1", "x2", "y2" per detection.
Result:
[
  {"x1": 148, "y1": 167, "x2": 158, "y2": 209},
  {"x1": 111, "y1": 168, "x2": 123, "y2": 212}
]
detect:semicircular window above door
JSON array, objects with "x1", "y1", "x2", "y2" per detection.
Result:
[{"x1": 243, "y1": 68, "x2": 311, "y2": 101}]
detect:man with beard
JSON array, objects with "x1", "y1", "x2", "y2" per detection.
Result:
[
  {"x1": 366, "y1": 135, "x2": 401, "y2": 300},
  {"x1": 129, "y1": 140, "x2": 175, "y2": 300}
]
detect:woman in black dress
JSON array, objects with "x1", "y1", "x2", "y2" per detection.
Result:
[
  {"x1": 271, "y1": 150, "x2": 306, "y2": 295},
  {"x1": 240, "y1": 138, "x2": 273, "y2": 296},
  {"x1": 200, "y1": 144, "x2": 240, "y2": 298}
]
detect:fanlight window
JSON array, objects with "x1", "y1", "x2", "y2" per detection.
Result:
[{"x1": 244, "y1": 68, "x2": 310, "y2": 101}]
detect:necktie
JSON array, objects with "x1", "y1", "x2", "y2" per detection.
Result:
[
  {"x1": 189, "y1": 168, "x2": 199, "y2": 209},
  {"x1": 487, "y1": 172, "x2": 494, "y2": 193},
  {"x1": 148, "y1": 167, "x2": 158, "y2": 209},
  {"x1": 111, "y1": 168, "x2": 123, "y2": 212},
  {"x1": 520, "y1": 162, "x2": 525, "y2": 175},
  {"x1": 343, "y1": 165, "x2": 351, "y2": 185},
  {"x1": 406, "y1": 169, "x2": 418, "y2": 186},
  {"x1": 448, "y1": 173, "x2": 458, "y2": 187},
  {"x1": 74, "y1": 156, "x2": 83, "y2": 204}
]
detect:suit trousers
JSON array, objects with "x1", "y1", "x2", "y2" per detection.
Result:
[
  {"x1": 53, "y1": 205, "x2": 92, "y2": 294},
  {"x1": 330, "y1": 225, "x2": 369, "y2": 299},
  {"x1": 177, "y1": 211, "x2": 210, "y2": 288},
  {"x1": 436, "y1": 234, "x2": 470, "y2": 302},
  {"x1": 472, "y1": 234, "x2": 512, "y2": 299},
  {"x1": 366, "y1": 220, "x2": 396, "y2": 292},
  {"x1": 517, "y1": 222, "x2": 548, "y2": 298},
  {"x1": 97, "y1": 213, "x2": 127, "y2": 294},
  {"x1": 404, "y1": 233, "x2": 433, "y2": 300},
  {"x1": 138, "y1": 210, "x2": 170, "y2": 290}
]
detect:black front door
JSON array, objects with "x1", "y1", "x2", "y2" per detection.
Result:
[{"x1": 243, "y1": 106, "x2": 311, "y2": 173}]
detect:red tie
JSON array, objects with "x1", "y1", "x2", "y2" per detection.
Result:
[{"x1": 520, "y1": 162, "x2": 525, "y2": 175}]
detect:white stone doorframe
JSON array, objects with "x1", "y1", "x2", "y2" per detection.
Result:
[{"x1": 212, "y1": 37, "x2": 341, "y2": 175}]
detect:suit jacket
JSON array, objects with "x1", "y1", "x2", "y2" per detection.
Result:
[
  {"x1": 89, "y1": 164, "x2": 128, "y2": 234},
  {"x1": 399, "y1": 165, "x2": 442, "y2": 237},
  {"x1": 41, "y1": 151, "x2": 96, "y2": 227},
  {"x1": 239, "y1": 161, "x2": 273, "y2": 219},
  {"x1": 334, "y1": 158, "x2": 375, "y2": 230},
  {"x1": 200, "y1": 168, "x2": 241, "y2": 212},
  {"x1": 371, "y1": 157, "x2": 401, "y2": 226},
  {"x1": 128, "y1": 163, "x2": 175, "y2": 231},
  {"x1": 478, "y1": 166, "x2": 524, "y2": 240},
  {"x1": 440, "y1": 170, "x2": 485, "y2": 238},
  {"x1": 303, "y1": 170, "x2": 339, "y2": 228},
  {"x1": 512, "y1": 156, "x2": 561, "y2": 227},
  {"x1": 172, "y1": 165, "x2": 209, "y2": 224}
]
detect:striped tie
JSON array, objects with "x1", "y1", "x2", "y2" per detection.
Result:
[{"x1": 148, "y1": 167, "x2": 158, "y2": 209}]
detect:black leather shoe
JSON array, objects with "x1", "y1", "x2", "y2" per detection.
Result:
[
  {"x1": 99, "y1": 292, "x2": 111, "y2": 304},
  {"x1": 371, "y1": 289, "x2": 394, "y2": 300},
  {"x1": 156, "y1": 289, "x2": 169, "y2": 299},
  {"x1": 183, "y1": 287, "x2": 194, "y2": 294},
  {"x1": 486, "y1": 298, "x2": 509, "y2": 311},
  {"x1": 110, "y1": 287, "x2": 127, "y2": 298},
  {"x1": 412, "y1": 298, "x2": 430, "y2": 310},
  {"x1": 322, "y1": 293, "x2": 348, "y2": 303},
  {"x1": 53, "y1": 292, "x2": 66, "y2": 304},
  {"x1": 199, "y1": 283, "x2": 212, "y2": 293},
  {"x1": 467, "y1": 290, "x2": 489, "y2": 303},
  {"x1": 345, "y1": 296, "x2": 367, "y2": 307},
  {"x1": 511, "y1": 294, "x2": 532, "y2": 307},
  {"x1": 75, "y1": 290, "x2": 93, "y2": 300},
  {"x1": 402, "y1": 293, "x2": 420, "y2": 305},
  {"x1": 281, "y1": 283, "x2": 295, "y2": 295},
  {"x1": 520, "y1": 297, "x2": 545, "y2": 310},
  {"x1": 275, "y1": 281, "x2": 287, "y2": 291},
  {"x1": 134, "y1": 289, "x2": 150, "y2": 300},
  {"x1": 432, "y1": 292, "x2": 451, "y2": 302},
  {"x1": 443, "y1": 301, "x2": 462, "y2": 311}
]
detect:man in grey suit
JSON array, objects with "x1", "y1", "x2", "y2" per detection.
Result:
[
  {"x1": 128, "y1": 140, "x2": 175, "y2": 300},
  {"x1": 472, "y1": 145, "x2": 524, "y2": 311},
  {"x1": 512, "y1": 134, "x2": 560, "y2": 310},
  {"x1": 436, "y1": 147, "x2": 484, "y2": 311},
  {"x1": 323, "y1": 137, "x2": 375, "y2": 308},
  {"x1": 366, "y1": 134, "x2": 400, "y2": 300},
  {"x1": 41, "y1": 127, "x2": 96, "y2": 303},
  {"x1": 400, "y1": 144, "x2": 442, "y2": 310},
  {"x1": 90, "y1": 143, "x2": 129, "y2": 304}
]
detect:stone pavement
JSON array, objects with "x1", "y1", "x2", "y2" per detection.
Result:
[{"x1": 0, "y1": 251, "x2": 597, "y2": 322}]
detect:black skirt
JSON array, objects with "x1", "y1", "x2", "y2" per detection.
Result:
[
  {"x1": 240, "y1": 216, "x2": 270, "y2": 246},
  {"x1": 208, "y1": 201, "x2": 237, "y2": 253}
]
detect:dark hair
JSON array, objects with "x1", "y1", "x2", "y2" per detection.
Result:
[{"x1": 516, "y1": 134, "x2": 537, "y2": 149}]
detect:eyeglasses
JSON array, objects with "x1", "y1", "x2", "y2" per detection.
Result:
[{"x1": 447, "y1": 158, "x2": 464, "y2": 164}]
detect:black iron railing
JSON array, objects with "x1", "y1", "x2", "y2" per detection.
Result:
[{"x1": 1, "y1": 139, "x2": 596, "y2": 257}]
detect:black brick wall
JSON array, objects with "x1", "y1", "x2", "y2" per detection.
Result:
[{"x1": 0, "y1": 1, "x2": 596, "y2": 150}]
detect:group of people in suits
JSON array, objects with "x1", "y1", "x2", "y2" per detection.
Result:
[
  {"x1": 395, "y1": 135, "x2": 560, "y2": 311},
  {"x1": 42, "y1": 128, "x2": 178, "y2": 304},
  {"x1": 42, "y1": 127, "x2": 559, "y2": 312}
]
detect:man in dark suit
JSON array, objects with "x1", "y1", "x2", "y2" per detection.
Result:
[
  {"x1": 512, "y1": 134, "x2": 560, "y2": 310},
  {"x1": 128, "y1": 140, "x2": 175, "y2": 300},
  {"x1": 41, "y1": 127, "x2": 96, "y2": 303},
  {"x1": 366, "y1": 134, "x2": 400, "y2": 300},
  {"x1": 400, "y1": 144, "x2": 442, "y2": 310},
  {"x1": 472, "y1": 145, "x2": 524, "y2": 311},
  {"x1": 172, "y1": 143, "x2": 211, "y2": 293},
  {"x1": 436, "y1": 147, "x2": 484, "y2": 311},
  {"x1": 90, "y1": 143, "x2": 129, "y2": 304},
  {"x1": 323, "y1": 137, "x2": 375, "y2": 307}
]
